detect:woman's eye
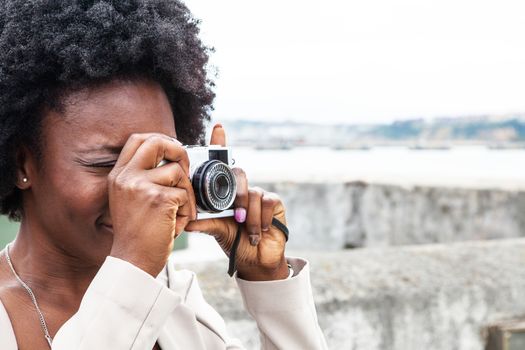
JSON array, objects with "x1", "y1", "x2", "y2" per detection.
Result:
[
  {"x1": 92, "y1": 162, "x2": 116, "y2": 168},
  {"x1": 84, "y1": 161, "x2": 116, "y2": 168},
  {"x1": 75, "y1": 157, "x2": 117, "y2": 169}
]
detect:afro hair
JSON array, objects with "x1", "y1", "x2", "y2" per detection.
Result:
[{"x1": 0, "y1": 0, "x2": 215, "y2": 220}]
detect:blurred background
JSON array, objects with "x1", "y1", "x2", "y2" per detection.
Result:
[{"x1": 2, "y1": 0, "x2": 525, "y2": 349}]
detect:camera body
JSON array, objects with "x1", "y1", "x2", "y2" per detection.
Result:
[
  {"x1": 185, "y1": 145, "x2": 236, "y2": 220},
  {"x1": 157, "y1": 145, "x2": 237, "y2": 220}
]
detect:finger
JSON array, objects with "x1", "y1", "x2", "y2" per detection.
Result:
[
  {"x1": 185, "y1": 218, "x2": 224, "y2": 236},
  {"x1": 261, "y1": 192, "x2": 280, "y2": 232},
  {"x1": 233, "y1": 168, "x2": 248, "y2": 224},
  {"x1": 151, "y1": 183, "x2": 189, "y2": 209},
  {"x1": 185, "y1": 218, "x2": 235, "y2": 251},
  {"x1": 209, "y1": 124, "x2": 226, "y2": 146},
  {"x1": 147, "y1": 162, "x2": 197, "y2": 220},
  {"x1": 154, "y1": 184, "x2": 192, "y2": 236},
  {"x1": 114, "y1": 133, "x2": 179, "y2": 170},
  {"x1": 128, "y1": 135, "x2": 189, "y2": 174},
  {"x1": 246, "y1": 187, "x2": 263, "y2": 246},
  {"x1": 175, "y1": 203, "x2": 193, "y2": 236}
]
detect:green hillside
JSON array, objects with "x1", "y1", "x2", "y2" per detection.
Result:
[{"x1": 0, "y1": 216, "x2": 19, "y2": 249}]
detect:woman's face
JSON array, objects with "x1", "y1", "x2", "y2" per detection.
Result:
[{"x1": 27, "y1": 79, "x2": 176, "y2": 266}]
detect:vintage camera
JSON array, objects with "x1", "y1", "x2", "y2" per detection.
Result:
[{"x1": 159, "y1": 145, "x2": 237, "y2": 220}]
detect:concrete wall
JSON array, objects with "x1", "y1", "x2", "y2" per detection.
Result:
[
  {"x1": 255, "y1": 182, "x2": 525, "y2": 250},
  {"x1": 4, "y1": 182, "x2": 523, "y2": 251},
  {"x1": 179, "y1": 239, "x2": 525, "y2": 350}
]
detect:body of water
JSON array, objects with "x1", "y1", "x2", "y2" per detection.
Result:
[{"x1": 233, "y1": 146, "x2": 525, "y2": 190}]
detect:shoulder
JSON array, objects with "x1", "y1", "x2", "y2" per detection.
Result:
[
  {"x1": 0, "y1": 298, "x2": 12, "y2": 329},
  {"x1": 0, "y1": 298, "x2": 17, "y2": 349},
  {"x1": 0, "y1": 250, "x2": 20, "y2": 303},
  {"x1": 0, "y1": 252, "x2": 17, "y2": 349}
]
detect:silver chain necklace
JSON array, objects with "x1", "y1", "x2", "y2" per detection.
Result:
[{"x1": 5, "y1": 243, "x2": 53, "y2": 348}]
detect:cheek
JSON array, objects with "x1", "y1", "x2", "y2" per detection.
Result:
[
  {"x1": 63, "y1": 176, "x2": 108, "y2": 223},
  {"x1": 38, "y1": 167, "x2": 109, "y2": 227},
  {"x1": 34, "y1": 165, "x2": 113, "y2": 262}
]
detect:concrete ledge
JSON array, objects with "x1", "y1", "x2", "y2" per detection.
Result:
[
  {"x1": 254, "y1": 182, "x2": 525, "y2": 250},
  {"x1": 177, "y1": 238, "x2": 525, "y2": 349}
]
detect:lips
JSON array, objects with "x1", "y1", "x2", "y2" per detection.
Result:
[
  {"x1": 96, "y1": 216, "x2": 114, "y2": 232},
  {"x1": 98, "y1": 220, "x2": 113, "y2": 232}
]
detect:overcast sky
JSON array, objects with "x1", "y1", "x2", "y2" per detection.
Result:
[{"x1": 185, "y1": 0, "x2": 525, "y2": 124}]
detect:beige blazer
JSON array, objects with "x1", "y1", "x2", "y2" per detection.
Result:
[{"x1": 0, "y1": 256, "x2": 327, "y2": 349}]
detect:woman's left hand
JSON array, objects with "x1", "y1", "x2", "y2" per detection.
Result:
[{"x1": 185, "y1": 125, "x2": 289, "y2": 281}]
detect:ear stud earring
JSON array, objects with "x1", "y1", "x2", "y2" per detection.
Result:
[{"x1": 22, "y1": 177, "x2": 28, "y2": 183}]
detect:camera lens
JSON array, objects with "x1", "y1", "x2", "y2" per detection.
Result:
[
  {"x1": 212, "y1": 174, "x2": 230, "y2": 200},
  {"x1": 192, "y1": 160, "x2": 236, "y2": 212}
]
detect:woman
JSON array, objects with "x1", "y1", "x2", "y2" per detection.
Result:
[{"x1": 0, "y1": 1, "x2": 327, "y2": 349}]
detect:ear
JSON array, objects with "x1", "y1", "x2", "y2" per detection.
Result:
[{"x1": 14, "y1": 145, "x2": 36, "y2": 190}]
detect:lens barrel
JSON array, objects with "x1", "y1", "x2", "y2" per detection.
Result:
[{"x1": 192, "y1": 160, "x2": 237, "y2": 212}]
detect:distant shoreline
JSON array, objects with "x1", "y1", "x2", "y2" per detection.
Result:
[{"x1": 233, "y1": 147, "x2": 525, "y2": 191}]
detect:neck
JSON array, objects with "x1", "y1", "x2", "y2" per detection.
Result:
[{"x1": 7, "y1": 220, "x2": 99, "y2": 310}]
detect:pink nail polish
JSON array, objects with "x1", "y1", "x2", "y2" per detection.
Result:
[{"x1": 234, "y1": 208, "x2": 246, "y2": 223}]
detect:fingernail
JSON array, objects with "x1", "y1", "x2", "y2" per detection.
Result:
[
  {"x1": 249, "y1": 234, "x2": 260, "y2": 246},
  {"x1": 171, "y1": 137, "x2": 182, "y2": 145},
  {"x1": 234, "y1": 208, "x2": 246, "y2": 223},
  {"x1": 213, "y1": 123, "x2": 223, "y2": 129},
  {"x1": 262, "y1": 226, "x2": 269, "y2": 232}
]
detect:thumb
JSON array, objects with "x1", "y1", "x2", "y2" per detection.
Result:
[
  {"x1": 185, "y1": 217, "x2": 231, "y2": 236},
  {"x1": 185, "y1": 218, "x2": 216, "y2": 234},
  {"x1": 210, "y1": 123, "x2": 226, "y2": 146},
  {"x1": 185, "y1": 217, "x2": 237, "y2": 251}
]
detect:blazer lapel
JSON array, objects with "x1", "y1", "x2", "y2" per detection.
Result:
[{"x1": 0, "y1": 300, "x2": 17, "y2": 350}]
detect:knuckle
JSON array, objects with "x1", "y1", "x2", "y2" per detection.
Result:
[
  {"x1": 148, "y1": 188, "x2": 167, "y2": 206},
  {"x1": 168, "y1": 167, "x2": 183, "y2": 187},
  {"x1": 180, "y1": 190, "x2": 189, "y2": 203},
  {"x1": 247, "y1": 223, "x2": 260, "y2": 233},
  {"x1": 174, "y1": 192, "x2": 189, "y2": 208},
  {"x1": 181, "y1": 152, "x2": 191, "y2": 169},
  {"x1": 113, "y1": 173, "x2": 146, "y2": 193},
  {"x1": 179, "y1": 150, "x2": 190, "y2": 171},
  {"x1": 264, "y1": 191, "x2": 280, "y2": 202},
  {"x1": 248, "y1": 187, "x2": 264, "y2": 198},
  {"x1": 126, "y1": 178, "x2": 145, "y2": 192},
  {"x1": 236, "y1": 184, "x2": 248, "y2": 196},
  {"x1": 168, "y1": 176, "x2": 178, "y2": 188},
  {"x1": 262, "y1": 195, "x2": 277, "y2": 208},
  {"x1": 175, "y1": 221, "x2": 189, "y2": 237},
  {"x1": 128, "y1": 133, "x2": 144, "y2": 143},
  {"x1": 236, "y1": 189, "x2": 248, "y2": 201},
  {"x1": 233, "y1": 167, "x2": 246, "y2": 177},
  {"x1": 180, "y1": 146, "x2": 189, "y2": 159},
  {"x1": 112, "y1": 172, "x2": 129, "y2": 189},
  {"x1": 145, "y1": 135, "x2": 164, "y2": 146},
  {"x1": 107, "y1": 170, "x2": 117, "y2": 183}
]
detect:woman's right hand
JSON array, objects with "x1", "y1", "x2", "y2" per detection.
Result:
[{"x1": 107, "y1": 133, "x2": 196, "y2": 276}]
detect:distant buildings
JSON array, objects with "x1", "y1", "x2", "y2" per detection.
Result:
[{"x1": 219, "y1": 114, "x2": 525, "y2": 149}]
